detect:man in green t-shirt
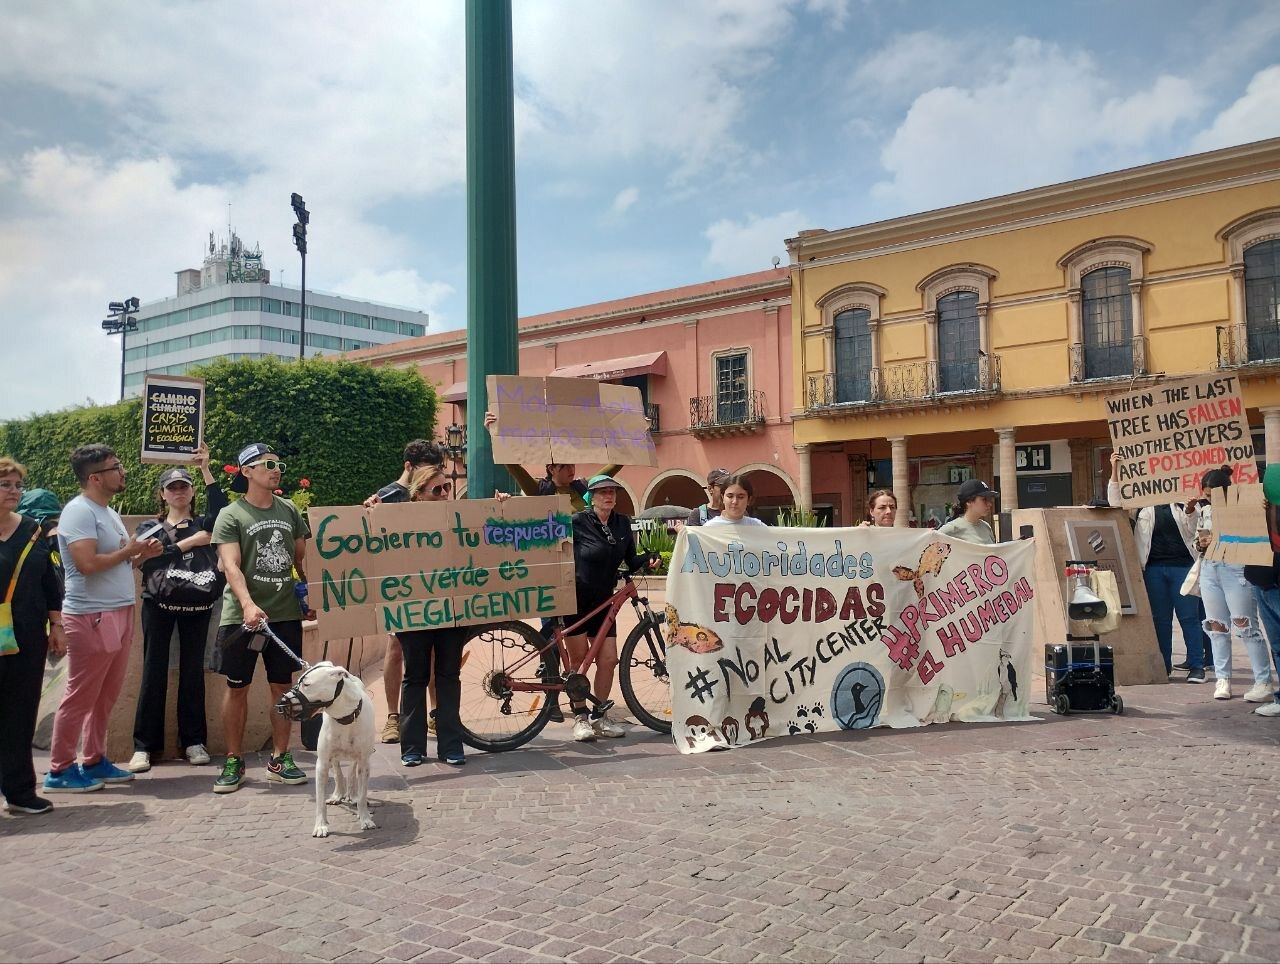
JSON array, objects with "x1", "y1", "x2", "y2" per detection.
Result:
[{"x1": 210, "y1": 443, "x2": 311, "y2": 794}]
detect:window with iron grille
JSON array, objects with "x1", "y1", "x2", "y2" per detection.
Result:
[
  {"x1": 715, "y1": 352, "x2": 748, "y2": 423},
  {"x1": 834, "y1": 308, "x2": 872, "y2": 402},
  {"x1": 1081, "y1": 266, "x2": 1133, "y2": 378},
  {"x1": 937, "y1": 291, "x2": 979, "y2": 392},
  {"x1": 1246, "y1": 238, "x2": 1280, "y2": 363}
]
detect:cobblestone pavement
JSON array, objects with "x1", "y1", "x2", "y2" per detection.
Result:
[{"x1": 3, "y1": 647, "x2": 1278, "y2": 964}]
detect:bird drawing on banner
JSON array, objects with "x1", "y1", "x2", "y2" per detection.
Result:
[
  {"x1": 664, "y1": 603, "x2": 723, "y2": 654},
  {"x1": 994, "y1": 649, "x2": 1018, "y2": 718},
  {"x1": 892, "y1": 542, "x2": 952, "y2": 599}
]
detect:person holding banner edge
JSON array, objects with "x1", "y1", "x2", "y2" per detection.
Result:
[
  {"x1": 211, "y1": 443, "x2": 311, "y2": 793},
  {"x1": 1196, "y1": 466, "x2": 1275, "y2": 702},
  {"x1": 860, "y1": 489, "x2": 898, "y2": 528},
  {"x1": 1107, "y1": 453, "x2": 1206, "y2": 682}
]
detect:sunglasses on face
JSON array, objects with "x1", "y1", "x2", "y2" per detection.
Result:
[
  {"x1": 430, "y1": 481, "x2": 452, "y2": 496},
  {"x1": 249, "y1": 459, "x2": 286, "y2": 472}
]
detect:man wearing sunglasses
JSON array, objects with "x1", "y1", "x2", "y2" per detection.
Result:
[
  {"x1": 210, "y1": 443, "x2": 312, "y2": 793},
  {"x1": 45, "y1": 444, "x2": 164, "y2": 794}
]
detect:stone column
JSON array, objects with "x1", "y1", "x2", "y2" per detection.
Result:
[
  {"x1": 794, "y1": 444, "x2": 813, "y2": 512},
  {"x1": 1068, "y1": 438, "x2": 1093, "y2": 504},
  {"x1": 1263, "y1": 408, "x2": 1280, "y2": 466},
  {"x1": 888, "y1": 436, "x2": 909, "y2": 527},
  {"x1": 995, "y1": 427, "x2": 1018, "y2": 512}
]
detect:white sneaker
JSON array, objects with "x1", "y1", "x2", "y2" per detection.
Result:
[
  {"x1": 1243, "y1": 683, "x2": 1273, "y2": 703},
  {"x1": 126, "y1": 751, "x2": 151, "y2": 773},
  {"x1": 1213, "y1": 680, "x2": 1232, "y2": 700},
  {"x1": 591, "y1": 715, "x2": 627, "y2": 739},
  {"x1": 185, "y1": 744, "x2": 211, "y2": 766},
  {"x1": 572, "y1": 716, "x2": 597, "y2": 742},
  {"x1": 1254, "y1": 702, "x2": 1280, "y2": 717}
]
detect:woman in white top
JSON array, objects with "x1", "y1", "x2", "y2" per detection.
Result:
[{"x1": 705, "y1": 475, "x2": 767, "y2": 527}]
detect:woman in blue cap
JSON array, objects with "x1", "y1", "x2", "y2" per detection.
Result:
[{"x1": 564, "y1": 474, "x2": 658, "y2": 741}]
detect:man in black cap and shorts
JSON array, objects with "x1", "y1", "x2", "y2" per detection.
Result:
[{"x1": 211, "y1": 443, "x2": 311, "y2": 793}]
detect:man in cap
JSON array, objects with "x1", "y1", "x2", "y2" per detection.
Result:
[
  {"x1": 210, "y1": 443, "x2": 311, "y2": 793},
  {"x1": 938, "y1": 479, "x2": 998, "y2": 545},
  {"x1": 687, "y1": 469, "x2": 731, "y2": 526}
]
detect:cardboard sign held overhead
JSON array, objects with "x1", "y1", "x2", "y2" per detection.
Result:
[
  {"x1": 141, "y1": 374, "x2": 205, "y2": 464},
  {"x1": 1106, "y1": 373, "x2": 1257, "y2": 508},
  {"x1": 487, "y1": 375, "x2": 657, "y2": 467},
  {"x1": 1206, "y1": 483, "x2": 1272, "y2": 566},
  {"x1": 305, "y1": 495, "x2": 577, "y2": 641}
]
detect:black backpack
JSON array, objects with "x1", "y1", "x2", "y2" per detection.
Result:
[{"x1": 142, "y1": 523, "x2": 226, "y2": 612}]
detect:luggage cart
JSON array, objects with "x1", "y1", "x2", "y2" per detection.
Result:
[{"x1": 1045, "y1": 560, "x2": 1123, "y2": 716}]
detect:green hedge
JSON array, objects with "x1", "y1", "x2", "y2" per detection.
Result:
[{"x1": 0, "y1": 357, "x2": 437, "y2": 514}]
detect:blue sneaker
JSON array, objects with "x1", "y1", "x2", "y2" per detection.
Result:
[
  {"x1": 401, "y1": 750, "x2": 424, "y2": 767},
  {"x1": 81, "y1": 757, "x2": 135, "y2": 784},
  {"x1": 43, "y1": 766, "x2": 105, "y2": 793},
  {"x1": 441, "y1": 752, "x2": 466, "y2": 767}
]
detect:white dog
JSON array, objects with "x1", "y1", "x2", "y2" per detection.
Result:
[{"x1": 275, "y1": 661, "x2": 378, "y2": 838}]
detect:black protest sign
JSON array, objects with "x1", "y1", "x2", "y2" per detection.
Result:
[{"x1": 141, "y1": 374, "x2": 205, "y2": 464}]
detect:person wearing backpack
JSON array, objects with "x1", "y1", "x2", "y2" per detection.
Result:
[
  {"x1": 687, "y1": 468, "x2": 730, "y2": 526},
  {"x1": 126, "y1": 444, "x2": 227, "y2": 773}
]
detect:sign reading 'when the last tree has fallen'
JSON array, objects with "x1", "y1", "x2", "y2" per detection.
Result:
[{"x1": 1106, "y1": 372, "x2": 1257, "y2": 508}]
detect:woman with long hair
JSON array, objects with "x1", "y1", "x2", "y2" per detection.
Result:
[
  {"x1": 128, "y1": 444, "x2": 227, "y2": 772},
  {"x1": 1197, "y1": 466, "x2": 1275, "y2": 701},
  {"x1": 705, "y1": 474, "x2": 766, "y2": 527}
]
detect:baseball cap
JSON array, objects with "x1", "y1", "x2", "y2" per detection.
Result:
[
  {"x1": 706, "y1": 468, "x2": 731, "y2": 488},
  {"x1": 957, "y1": 478, "x2": 998, "y2": 503},
  {"x1": 230, "y1": 442, "x2": 279, "y2": 493},
  {"x1": 158, "y1": 467, "x2": 193, "y2": 489}
]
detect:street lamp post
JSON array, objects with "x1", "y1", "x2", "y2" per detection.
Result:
[
  {"x1": 102, "y1": 296, "x2": 140, "y2": 401},
  {"x1": 291, "y1": 192, "x2": 309, "y2": 361},
  {"x1": 445, "y1": 422, "x2": 468, "y2": 498}
]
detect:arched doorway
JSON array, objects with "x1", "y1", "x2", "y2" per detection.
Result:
[
  {"x1": 736, "y1": 464, "x2": 800, "y2": 525},
  {"x1": 644, "y1": 470, "x2": 705, "y2": 511}
]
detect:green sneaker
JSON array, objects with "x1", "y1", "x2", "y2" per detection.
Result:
[
  {"x1": 213, "y1": 755, "x2": 245, "y2": 794},
  {"x1": 266, "y1": 750, "x2": 307, "y2": 785}
]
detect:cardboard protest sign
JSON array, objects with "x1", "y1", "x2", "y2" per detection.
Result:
[
  {"x1": 305, "y1": 495, "x2": 576, "y2": 640},
  {"x1": 487, "y1": 375, "x2": 657, "y2": 467},
  {"x1": 666, "y1": 526, "x2": 1037, "y2": 754},
  {"x1": 1206, "y1": 482, "x2": 1272, "y2": 566},
  {"x1": 1106, "y1": 373, "x2": 1256, "y2": 508},
  {"x1": 141, "y1": 374, "x2": 205, "y2": 464}
]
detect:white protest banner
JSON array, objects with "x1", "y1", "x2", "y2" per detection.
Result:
[
  {"x1": 306, "y1": 496, "x2": 576, "y2": 640},
  {"x1": 666, "y1": 526, "x2": 1037, "y2": 754},
  {"x1": 141, "y1": 374, "x2": 205, "y2": 464},
  {"x1": 487, "y1": 375, "x2": 657, "y2": 467},
  {"x1": 1106, "y1": 373, "x2": 1256, "y2": 508}
]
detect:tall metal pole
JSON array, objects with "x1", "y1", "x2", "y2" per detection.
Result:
[
  {"x1": 119, "y1": 323, "x2": 128, "y2": 401},
  {"x1": 299, "y1": 249, "x2": 307, "y2": 361},
  {"x1": 465, "y1": 0, "x2": 518, "y2": 498}
]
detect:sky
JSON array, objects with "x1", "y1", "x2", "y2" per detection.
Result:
[{"x1": 2, "y1": 0, "x2": 1278, "y2": 421}]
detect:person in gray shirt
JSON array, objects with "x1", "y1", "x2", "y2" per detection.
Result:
[{"x1": 938, "y1": 478, "x2": 997, "y2": 546}]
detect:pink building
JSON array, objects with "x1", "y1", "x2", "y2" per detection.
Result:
[{"x1": 349, "y1": 269, "x2": 837, "y2": 523}]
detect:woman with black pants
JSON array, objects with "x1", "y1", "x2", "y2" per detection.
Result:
[
  {"x1": 0, "y1": 456, "x2": 65, "y2": 815},
  {"x1": 127, "y1": 445, "x2": 227, "y2": 772},
  {"x1": 398, "y1": 466, "x2": 469, "y2": 768}
]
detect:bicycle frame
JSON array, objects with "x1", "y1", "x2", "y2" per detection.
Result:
[{"x1": 497, "y1": 573, "x2": 657, "y2": 703}]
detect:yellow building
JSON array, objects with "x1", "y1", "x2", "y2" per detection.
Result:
[{"x1": 787, "y1": 137, "x2": 1280, "y2": 530}]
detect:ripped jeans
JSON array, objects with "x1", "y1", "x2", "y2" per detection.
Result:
[{"x1": 1199, "y1": 560, "x2": 1273, "y2": 686}]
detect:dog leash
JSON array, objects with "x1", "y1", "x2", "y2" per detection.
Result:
[{"x1": 246, "y1": 621, "x2": 311, "y2": 671}]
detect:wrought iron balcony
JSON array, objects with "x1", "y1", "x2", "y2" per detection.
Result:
[
  {"x1": 689, "y1": 390, "x2": 766, "y2": 437},
  {"x1": 644, "y1": 402, "x2": 660, "y2": 435},
  {"x1": 806, "y1": 355, "x2": 1000, "y2": 411},
  {"x1": 1217, "y1": 322, "x2": 1280, "y2": 368},
  {"x1": 1069, "y1": 336, "x2": 1147, "y2": 382}
]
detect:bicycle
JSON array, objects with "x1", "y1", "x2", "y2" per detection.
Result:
[{"x1": 457, "y1": 570, "x2": 672, "y2": 751}]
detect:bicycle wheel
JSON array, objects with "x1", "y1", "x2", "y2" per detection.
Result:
[
  {"x1": 458, "y1": 620, "x2": 555, "y2": 752},
  {"x1": 619, "y1": 616, "x2": 672, "y2": 734}
]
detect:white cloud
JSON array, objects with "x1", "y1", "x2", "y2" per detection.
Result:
[
  {"x1": 329, "y1": 269, "x2": 452, "y2": 327},
  {"x1": 806, "y1": 0, "x2": 854, "y2": 30},
  {"x1": 1193, "y1": 65, "x2": 1280, "y2": 152},
  {"x1": 704, "y1": 209, "x2": 808, "y2": 273},
  {"x1": 609, "y1": 186, "x2": 640, "y2": 218},
  {"x1": 871, "y1": 38, "x2": 1207, "y2": 212},
  {"x1": 852, "y1": 31, "x2": 980, "y2": 104}
]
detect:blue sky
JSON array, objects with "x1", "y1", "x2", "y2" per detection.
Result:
[{"x1": 2, "y1": 0, "x2": 1278, "y2": 419}]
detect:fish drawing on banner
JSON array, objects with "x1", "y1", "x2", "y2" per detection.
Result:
[
  {"x1": 665, "y1": 603, "x2": 724, "y2": 654},
  {"x1": 892, "y1": 542, "x2": 951, "y2": 599}
]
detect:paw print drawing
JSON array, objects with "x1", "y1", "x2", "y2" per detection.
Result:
[{"x1": 789, "y1": 703, "x2": 825, "y2": 734}]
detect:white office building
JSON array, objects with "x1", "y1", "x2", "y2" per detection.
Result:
[{"x1": 122, "y1": 231, "x2": 429, "y2": 394}]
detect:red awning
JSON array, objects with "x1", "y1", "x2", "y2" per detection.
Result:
[
  {"x1": 440, "y1": 381, "x2": 468, "y2": 403},
  {"x1": 549, "y1": 350, "x2": 668, "y2": 382}
]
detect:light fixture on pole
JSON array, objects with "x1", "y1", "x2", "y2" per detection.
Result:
[
  {"x1": 445, "y1": 422, "x2": 468, "y2": 499},
  {"x1": 102, "y1": 296, "x2": 140, "y2": 401},
  {"x1": 291, "y1": 192, "x2": 308, "y2": 361}
]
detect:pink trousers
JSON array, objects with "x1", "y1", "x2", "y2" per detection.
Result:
[{"x1": 50, "y1": 607, "x2": 135, "y2": 772}]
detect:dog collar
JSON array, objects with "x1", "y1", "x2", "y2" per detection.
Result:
[{"x1": 332, "y1": 698, "x2": 363, "y2": 726}]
